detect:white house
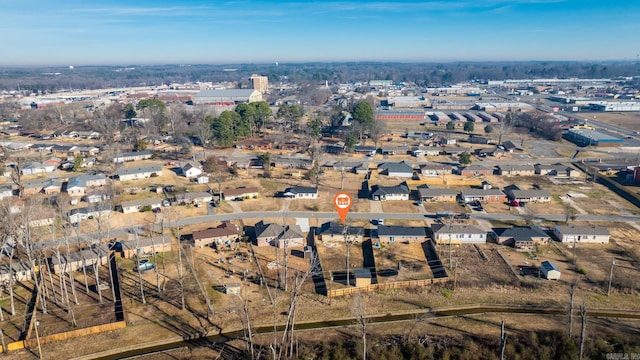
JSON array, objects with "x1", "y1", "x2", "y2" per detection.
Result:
[
  {"x1": 121, "y1": 197, "x2": 163, "y2": 214},
  {"x1": 181, "y1": 163, "x2": 203, "y2": 178},
  {"x1": 283, "y1": 186, "x2": 318, "y2": 199},
  {"x1": 116, "y1": 165, "x2": 163, "y2": 181},
  {"x1": 553, "y1": 225, "x2": 610, "y2": 245},
  {"x1": 431, "y1": 224, "x2": 487, "y2": 244}
]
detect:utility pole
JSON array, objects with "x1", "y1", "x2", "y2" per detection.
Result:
[
  {"x1": 499, "y1": 316, "x2": 506, "y2": 360},
  {"x1": 344, "y1": 221, "x2": 353, "y2": 287},
  {"x1": 607, "y1": 256, "x2": 615, "y2": 296},
  {"x1": 448, "y1": 214, "x2": 453, "y2": 270}
]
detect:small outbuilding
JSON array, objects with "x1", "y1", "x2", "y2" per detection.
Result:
[
  {"x1": 353, "y1": 268, "x2": 372, "y2": 287},
  {"x1": 225, "y1": 283, "x2": 242, "y2": 295},
  {"x1": 540, "y1": 260, "x2": 561, "y2": 280}
]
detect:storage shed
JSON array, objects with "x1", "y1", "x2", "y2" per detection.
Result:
[
  {"x1": 353, "y1": 268, "x2": 372, "y2": 287},
  {"x1": 540, "y1": 261, "x2": 561, "y2": 280}
]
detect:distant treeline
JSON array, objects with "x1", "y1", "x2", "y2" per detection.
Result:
[{"x1": 1, "y1": 61, "x2": 639, "y2": 94}]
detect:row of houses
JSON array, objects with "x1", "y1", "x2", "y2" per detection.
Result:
[
  {"x1": 339, "y1": 161, "x2": 580, "y2": 179},
  {"x1": 315, "y1": 222, "x2": 609, "y2": 250}
]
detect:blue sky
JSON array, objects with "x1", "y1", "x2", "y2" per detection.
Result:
[{"x1": 1, "y1": 0, "x2": 638, "y2": 65}]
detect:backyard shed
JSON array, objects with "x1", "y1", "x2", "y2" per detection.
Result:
[
  {"x1": 353, "y1": 268, "x2": 372, "y2": 287},
  {"x1": 540, "y1": 260, "x2": 561, "y2": 280}
]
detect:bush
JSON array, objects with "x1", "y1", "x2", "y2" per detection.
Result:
[
  {"x1": 574, "y1": 264, "x2": 588, "y2": 275},
  {"x1": 440, "y1": 288, "x2": 453, "y2": 298}
]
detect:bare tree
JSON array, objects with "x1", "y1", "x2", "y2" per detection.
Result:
[
  {"x1": 275, "y1": 254, "x2": 322, "y2": 360},
  {"x1": 351, "y1": 293, "x2": 368, "y2": 360}
]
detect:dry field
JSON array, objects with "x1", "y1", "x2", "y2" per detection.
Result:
[{"x1": 588, "y1": 111, "x2": 640, "y2": 133}]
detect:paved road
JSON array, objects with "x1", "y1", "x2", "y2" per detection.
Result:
[{"x1": 173, "y1": 211, "x2": 640, "y2": 226}]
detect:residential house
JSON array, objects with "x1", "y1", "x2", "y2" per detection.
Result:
[
  {"x1": 190, "y1": 222, "x2": 241, "y2": 248},
  {"x1": 506, "y1": 189, "x2": 552, "y2": 203},
  {"x1": 534, "y1": 163, "x2": 581, "y2": 178},
  {"x1": 552, "y1": 225, "x2": 610, "y2": 245},
  {"x1": 120, "y1": 236, "x2": 172, "y2": 258},
  {"x1": 497, "y1": 164, "x2": 536, "y2": 176},
  {"x1": 51, "y1": 145, "x2": 77, "y2": 157},
  {"x1": 417, "y1": 186, "x2": 457, "y2": 202},
  {"x1": 370, "y1": 184, "x2": 410, "y2": 201},
  {"x1": 181, "y1": 163, "x2": 203, "y2": 178},
  {"x1": 75, "y1": 146, "x2": 100, "y2": 157},
  {"x1": 475, "y1": 147, "x2": 506, "y2": 158},
  {"x1": 419, "y1": 164, "x2": 453, "y2": 177},
  {"x1": 459, "y1": 188, "x2": 507, "y2": 203},
  {"x1": 31, "y1": 144, "x2": 54, "y2": 153},
  {"x1": 380, "y1": 145, "x2": 409, "y2": 156},
  {"x1": 377, "y1": 161, "x2": 414, "y2": 177},
  {"x1": 467, "y1": 135, "x2": 489, "y2": 144},
  {"x1": 28, "y1": 208, "x2": 56, "y2": 227},
  {"x1": 353, "y1": 145, "x2": 377, "y2": 156},
  {"x1": 501, "y1": 141, "x2": 522, "y2": 153},
  {"x1": 113, "y1": 150, "x2": 154, "y2": 163},
  {"x1": 377, "y1": 225, "x2": 427, "y2": 244},
  {"x1": 0, "y1": 261, "x2": 33, "y2": 283},
  {"x1": 316, "y1": 222, "x2": 364, "y2": 243},
  {"x1": 21, "y1": 178, "x2": 61, "y2": 196},
  {"x1": 283, "y1": 186, "x2": 318, "y2": 199},
  {"x1": 65, "y1": 173, "x2": 107, "y2": 197},
  {"x1": 222, "y1": 187, "x2": 260, "y2": 200},
  {"x1": 116, "y1": 165, "x2": 162, "y2": 181},
  {"x1": 173, "y1": 191, "x2": 213, "y2": 205},
  {"x1": 20, "y1": 161, "x2": 55, "y2": 175},
  {"x1": 68, "y1": 205, "x2": 112, "y2": 224},
  {"x1": 120, "y1": 197, "x2": 162, "y2": 213},
  {"x1": 431, "y1": 224, "x2": 487, "y2": 245},
  {"x1": 43, "y1": 157, "x2": 62, "y2": 168},
  {"x1": 82, "y1": 190, "x2": 110, "y2": 204},
  {"x1": 459, "y1": 165, "x2": 494, "y2": 177},
  {"x1": 492, "y1": 226, "x2": 550, "y2": 252},
  {"x1": 234, "y1": 139, "x2": 272, "y2": 150},
  {"x1": 412, "y1": 146, "x2": 441, "y2": 157},
  {"x1": 254, "y1": 221, "x2": 305, "y2": 248},
  {"x1": 75, "y1": 131, "x2": 101, "y2": 139},
  {"x1": 442, "y1": 146, "x2": 467, "y2": 155},
  {"x1": 50, "y1": 244, "x2": 109, "y2": 274}
]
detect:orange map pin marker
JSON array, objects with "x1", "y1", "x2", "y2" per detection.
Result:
[{"x1": 333, "y1": 191, "x2": 353, "y2": 222}]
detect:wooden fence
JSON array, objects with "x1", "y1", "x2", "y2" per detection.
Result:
[
  {"x1": 327, "y1": 277, "x2": 449, "y2": 297},
  {"x1": 1, "y1": 321, "x2": 127, "y2": 353}
]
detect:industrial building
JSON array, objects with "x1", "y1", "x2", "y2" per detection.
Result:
[
  {"x1": 193, "y1": 89, "x2": 262, "y2": 105},
  {"x1": 589, "y1": 102, "x2": 640, "y2": 112},
  {"x1": 374, "y1": 109, "x2": 426, "y2": 122},
  {"x1": 249, "y1": 74, "x2": 269, "y2": 94},
  {"x1": 564, "y1": 129, "x2": 623, "y2": 147}
]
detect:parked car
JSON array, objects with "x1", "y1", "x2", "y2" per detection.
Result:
[
  {"x1": 510, "y1": 200, "x2": 520, "y2": 207},
  {"x1": 377, "y1": 218, "x2": 384, "y2": 225},
  {"x1": 134, "y1": 260, "x2": 155, "y2": 272},
  {"x1": 454, "y1": 213, "x2": 470, "y2": 219}
]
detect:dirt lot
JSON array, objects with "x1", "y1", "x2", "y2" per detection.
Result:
[{"x1": 588, "y1": 112, "x2": 640, "y2": 133}]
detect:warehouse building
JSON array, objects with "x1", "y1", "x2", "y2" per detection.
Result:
[
  {"x1": 193, "y1": 89, "x2": 262, "y2": 105},
  {"x1": 564, "y1": 129, "x2": 623, "y2": 147}
]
